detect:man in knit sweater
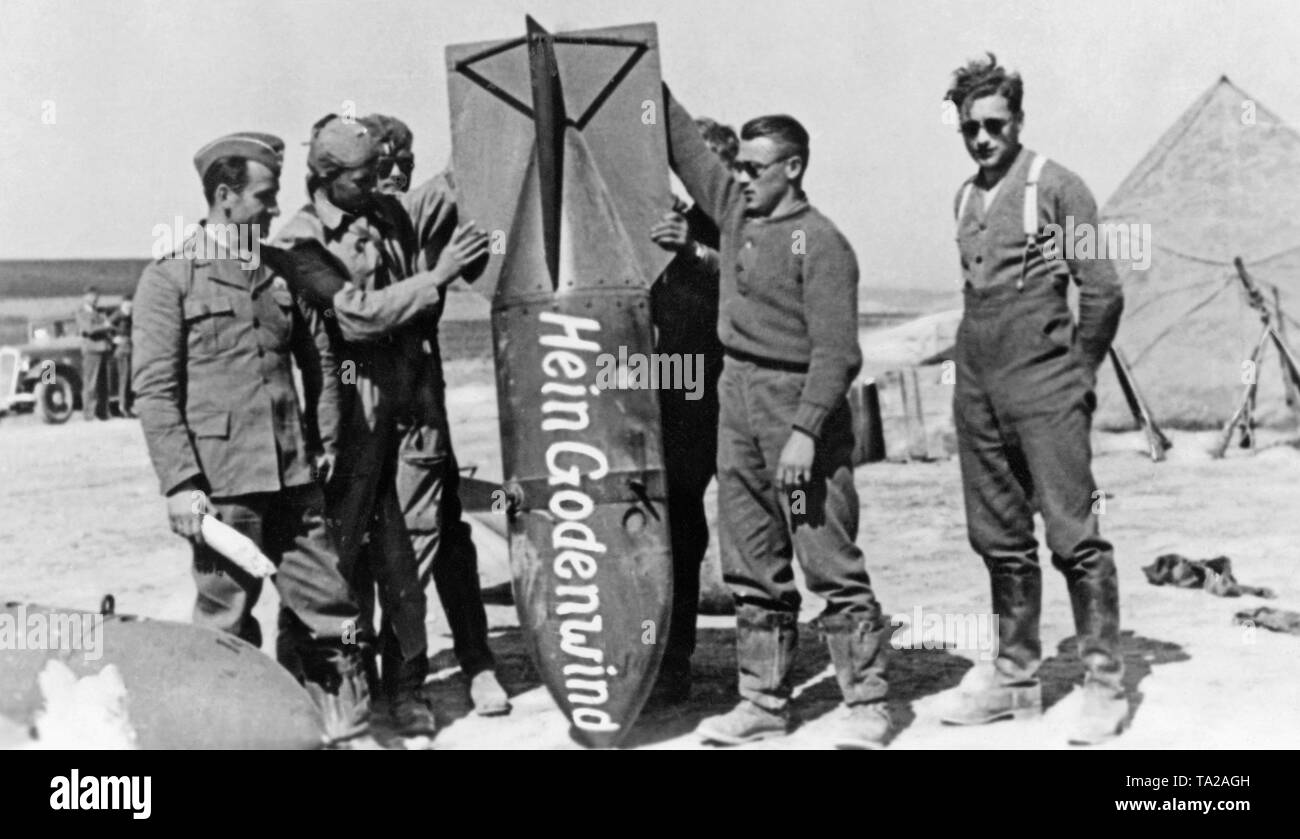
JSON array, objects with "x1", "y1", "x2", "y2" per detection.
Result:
[
  {"x1": 664, "y1": 89, "x2": 890, "y2": 749},
  {"x1": 939, "y1": 54, "x2": 1128, "y2": 745}
]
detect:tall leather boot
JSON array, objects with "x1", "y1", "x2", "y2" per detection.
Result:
[
  {"x1": 1064, "y1": 563, "x2": 1127, "y2": 745},
  {"x1": 696, "y1": 606, "x2": 797, "y2": 745},
  {"x1": 990, "y1": 561, "x2": 1044, "y2": 678},
  {"x1": 818, "y1": 612, "x2": 891, "y2": 749},
  {"x1": 942, "y1": 564, "x2": 1044, "y2": 725}
]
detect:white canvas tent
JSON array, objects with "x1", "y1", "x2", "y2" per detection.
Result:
[{"x1": 1096, "y1": 76, "x2": 1300, "y2": 430}]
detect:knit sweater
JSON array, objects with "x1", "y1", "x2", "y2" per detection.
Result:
[{"x1": 665, "y1": 91, "x2": 862, "y2": 439}]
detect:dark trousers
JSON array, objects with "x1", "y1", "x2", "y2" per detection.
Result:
[
  {"x1": 327, "y1": 431, "x2": 430, "y2": 693},
  {"x1": 954, "y1": 279, "x2": 1121, "y2": 686},
  {"x1": 658, "y1": 357, "x2": 721, "y2": 674},
  {"x1": 393, "y1": 416, "x2": 496, "y2": 677},
  {"x1": 115, "y1": 351, "x2": 132, "y2": 415},
  {"x1": 716, "y1": 356, "x2": 886, "y2": 707},
  {"x1": 81, "y1": 350, "x2": 109, "y2": 420},
  {"x1": 192, "y1": 482, "x2": 363, "y2": 690}
]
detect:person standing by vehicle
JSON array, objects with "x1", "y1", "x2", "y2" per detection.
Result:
[
  {"x1": 110, "y1": 296, "x2": 134, "y2": 417},
  {"x1": 75, "y1": 286, "x2": 113, "y2": 421}
]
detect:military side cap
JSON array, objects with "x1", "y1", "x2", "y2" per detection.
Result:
[
  {"x1": 307, "y1": 115, "x2": 380, "y2": 178},
  {"x1": 193, "y1": 132, "x2": 286, "y2": 180}
]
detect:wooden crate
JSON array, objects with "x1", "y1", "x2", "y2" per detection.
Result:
[{"x1": 855, "y1": 365, "x2": 956, "y2": 463}]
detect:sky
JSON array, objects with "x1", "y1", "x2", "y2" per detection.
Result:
[{"x1": 3, "y1": 0, "x2": 1300, "y2": 291}]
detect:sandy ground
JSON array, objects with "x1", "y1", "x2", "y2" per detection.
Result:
[{"x1": 3, "y1": 371, "x2": 1299, "y2": 750}]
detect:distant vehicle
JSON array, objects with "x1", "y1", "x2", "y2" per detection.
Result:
[{"x1": 0, "y1": 305, "x2": 125, "y2": 424}]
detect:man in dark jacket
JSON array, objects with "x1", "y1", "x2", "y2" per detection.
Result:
[
  {"x1": 359, "y1": 113, "x2": 511, "y2": 717},
  {"x1": 274, "y1": 115, "x2": 489, "y2": 734},
  {"x1": 644, "y1": 117, "x2": 734, "y2": 704}
]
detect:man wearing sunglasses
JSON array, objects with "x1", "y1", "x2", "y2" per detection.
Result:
[
  {"x1": 941, "y1": 54, "x2": 1127, "y2": 744},
  {"x1": 357, "y1": 113, "x2": 511, "y2": 718},
  {"x1": 273, "y1": 114, "x2": 489, "y2": 736},
  {"x1": 663, "y1": 89, "x2": 890, "y2": 749},
  {"x1": 368, "y1": 114, "x2": 416, "y2": 196}
]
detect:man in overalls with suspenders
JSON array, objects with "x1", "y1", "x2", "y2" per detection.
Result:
[{"x1": 941, "y1": 54, "x2": 1128, "y2": 745}]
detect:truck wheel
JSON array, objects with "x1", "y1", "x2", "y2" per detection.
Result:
[{"x1": 35, "y1": 373, "x2": 75, "y2": 424}]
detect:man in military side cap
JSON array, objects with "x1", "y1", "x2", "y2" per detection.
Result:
[
  {"x1": 274, "y1": 115, "x2": 489, "y2": 734},
  {"x1": 132, "y1": 132, "x2": 371, "y2": 739},
  {"x1": 355, "y1": 113, "x2": 511, "y2": 717}
]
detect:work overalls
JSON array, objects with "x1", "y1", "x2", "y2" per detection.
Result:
[{"x1": 953, "y1": 150, "x2": 1122, "y2": 689}]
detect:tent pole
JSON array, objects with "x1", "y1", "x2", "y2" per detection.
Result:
[{"x1": 1273, "y1": 285, "x2": 1300, "y2": 408}]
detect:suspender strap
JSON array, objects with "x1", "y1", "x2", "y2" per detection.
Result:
[
  {"x1": 1023, "y1": 153, "x2": 1047, "y2": 239},
  {"x1": 1018, "y1": 154, "x2": 1048, "y2": 290},
  {"x1": 955, "y1": 179, "x2": 975, "y2": 227},
  {"x1": 955, "y1": 179, "x2": 975, "y2": 287}
]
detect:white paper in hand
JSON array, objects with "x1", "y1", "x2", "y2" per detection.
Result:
[{"x1": 200, "y1": 515, "x2": 276, "y2": 578}]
